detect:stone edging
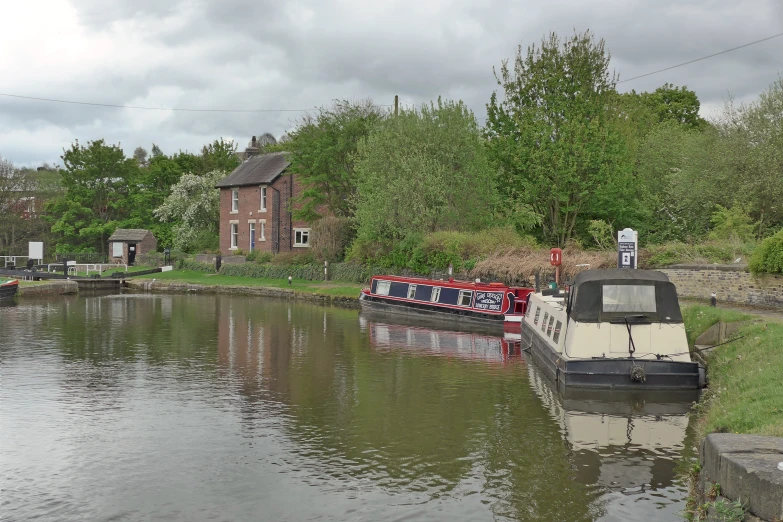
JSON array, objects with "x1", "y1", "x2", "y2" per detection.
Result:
[
  {"x1": 698, "y1": 433, "x2": 783, "y2": 521},
  {"x1": 17, "y1": 281, "x2": 78, "y2": 296},
  {"x1": 123, "y1": 279, "x2": 360, "y2": 308}
]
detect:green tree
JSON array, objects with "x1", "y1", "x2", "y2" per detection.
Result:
[
  {"x1": 288, "y1": 99, "x2": 385, "y2": 221},
  {"x1": 199, "y1": 138, "x2": 241, "y2": 175},
  {"x1": 153, "y1": 169, "x2": 225, "y2": 251},
  {"x1": 353, "y1": 98, "x2": 497, "y2": 242},
  {"x1": 48, "y1": 140, "x2": 140, "y2": 254},
  {"x1": 486, "y1": 30, "x2": 633, "y2": 246},
  {"x1": 621, "y1": 84, "x2": 708, "y2": 131}
]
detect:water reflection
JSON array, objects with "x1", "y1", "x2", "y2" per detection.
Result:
[{"x1": 0, "y1": 294, "x2": 695, "y2": 521}]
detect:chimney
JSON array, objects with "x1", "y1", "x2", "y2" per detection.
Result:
[{"x1": 245, "y1": 136, "x2": 259, "y2": 159}]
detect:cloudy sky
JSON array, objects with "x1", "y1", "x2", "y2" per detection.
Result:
[{"x1": 1, "y1": 0, "x2": 782, "y2": 166}]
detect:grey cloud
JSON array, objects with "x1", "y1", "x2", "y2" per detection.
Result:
[{"x1": 2, "y1": 0, "x2": 782, "y2": 166}]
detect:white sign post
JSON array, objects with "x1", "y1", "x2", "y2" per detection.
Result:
[
  {"x1": 617, "y1": 228, "x2": 638, "y2": 269},
  {"x1": 28, "y1": 242, "x2": 44, "y2": 264}
]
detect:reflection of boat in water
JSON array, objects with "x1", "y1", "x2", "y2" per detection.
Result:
[
  {"x1": 528, "y1": 360, "x2": 697, "y2": 494},
  {"x1": 361, "y1": 311, "x2": 523, "y2": 362}
]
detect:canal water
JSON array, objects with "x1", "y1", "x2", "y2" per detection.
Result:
[{"x1": 0, "y1": 294, "x2": 696, "y2": 521}]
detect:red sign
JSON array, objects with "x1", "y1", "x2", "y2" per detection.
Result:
[{"x1": 550, "y1": 248, "x2": 562, "y2": 266}]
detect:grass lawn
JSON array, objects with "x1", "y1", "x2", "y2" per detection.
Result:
[
  {"x1": 683, "y1": 305, "x2": 783, "y2": 438},
  {"x1": 134, "y1": 269, "x2": 365, "y2": 299}
]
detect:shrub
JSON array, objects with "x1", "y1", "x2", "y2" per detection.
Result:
[
  {"x1": 246, "y1": 250, "x2": 272, "y2": 263},
  {"x1": 218, "y1": 261, "x2": 374, "y2": 283},
  {"x1": 709, "y1": 204, "x2": 758, "y2": 242},
  {"x1": 749, "y1": 228, "x2": 783, "y2": 274},
  {"x1": 272, "y1": 250, "x2": 315, "y2": 265},
  {"x1": 311, "y1": 216, "x2": 354, "y2": 262},
  {"x1": 176, "y1": 258, "x2": 216, "y2": 272},
  {"x1": 645, "y1": 240, "x2": 757, "y2": 267}
]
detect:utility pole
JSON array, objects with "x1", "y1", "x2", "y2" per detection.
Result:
[{"x1": 394, "y1": 95, "x2": 398, "y2": 117}]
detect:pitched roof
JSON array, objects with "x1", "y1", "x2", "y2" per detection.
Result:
[
  {"x1": 215, "y1": 151, "x2": 291, "y2": 188},
  {"x1": 108, "y1": 229, "x2": 151, "y2": 242}
]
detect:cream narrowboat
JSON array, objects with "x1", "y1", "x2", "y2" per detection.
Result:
[{"x1": 520, "y1": 269, "x2": 705, "y2": 390}]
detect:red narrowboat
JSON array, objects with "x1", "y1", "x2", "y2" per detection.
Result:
[
  {"x1": 359, "y1": 275, "x2": 533, "y2": 332},
  {"x1": 0, "y1": 278, "x2": 19, "y2": 301}
]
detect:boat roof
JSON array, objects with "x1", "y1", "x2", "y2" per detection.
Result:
[
  {"x1": 371, "y1": 274, "x2": 514, "y2": 291},
  {"x1": 570, "y1": 269, "x2": 670, "y2": 287}
]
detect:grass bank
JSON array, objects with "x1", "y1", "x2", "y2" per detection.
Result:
[
  {"x1": 684, "y1": 305, "x2": 783, "y2": 438},
  {"x1": 135, "y1": 269, "x2": 365, "y2": 299}
]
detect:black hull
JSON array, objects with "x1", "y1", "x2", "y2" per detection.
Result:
[
  {"x1": 359, "y1": 293, "x2": 504, "y2": 330},
  {"x1": 0, "y1": 283, "x2": 19, "y2": 301},
  {"x1": 521, "y1": 321, "x2": 704, "y2": 390}
]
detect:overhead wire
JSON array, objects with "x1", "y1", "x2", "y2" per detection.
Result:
[{"x1": 618, "y1": 31, "x2": 783, "y2": 83}]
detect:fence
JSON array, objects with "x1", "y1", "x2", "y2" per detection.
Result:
[{"x1": 55, "y1": 252, "x2": 108, "y2": 264}]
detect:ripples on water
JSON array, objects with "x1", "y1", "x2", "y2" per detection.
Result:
[{"x1": 0, "y1": 294, "x2": 695, "y2": 521}]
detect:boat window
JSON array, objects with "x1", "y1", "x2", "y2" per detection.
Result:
[
  {"x1": 541, "y1": 312, "x2": 549, "y2": 332},
  {"x1": 458, "y1": 290, "x2": 472, "y2": 307},
  {"x1": 431, "y1": 287, "x2": 441, "y2": 303},
  {"x1": 602, "y1": 285, "x2": 656, "y2": 313},
  {"x1": 533, "y1": 307, "x2": 541, "y2": 325},
  {"x1": 407, "y1": 284, "x2": 417, "y2": 299},
  {"x1": 546, "y1": 316, "x2": 555, "y2": 337},
  {"x1": 376, "y1": 280, "x2": 391, "y2": 296},
  {"x1": 553, "y1": 321, "x2": 562, "y2": 343}
]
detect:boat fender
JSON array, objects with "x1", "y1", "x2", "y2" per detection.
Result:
[
  {"x1": 629, "y1": 364, "x2": 646, "y2": 383},
  {"x1": 698, "y1": 365, "x2": 707, "y2": 388}
]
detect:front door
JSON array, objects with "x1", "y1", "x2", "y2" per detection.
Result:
[
  {"x1": 128, "y1": 244, "x2": 136, "y2": 266},
  {"x1": 249, "y1": 223, "x2": 255, "y2": 252}
]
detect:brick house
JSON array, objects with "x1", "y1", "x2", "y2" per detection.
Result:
[
  {"x1": 108, "y1": 229, "x2": 157, "y2": 265},
  {"x1": 215, "y1": 150, "x2": 312, "y2": 255}
]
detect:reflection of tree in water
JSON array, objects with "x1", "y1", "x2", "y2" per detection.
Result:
[{"x1": 216, "y1": 300, "x2": 600, "y2": 521}]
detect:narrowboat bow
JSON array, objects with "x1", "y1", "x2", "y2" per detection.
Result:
[{"x1": 0, "y1": 278, "x2": 19, "y2": 301}]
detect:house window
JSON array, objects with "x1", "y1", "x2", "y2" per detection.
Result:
[
  {"x1": 294, "y1": 228, "x2": 310, "y2": 247},
  {"x1": 458, "y1": 290, "x2": 473, "y2": 307},
  {"x1": 376, "y1": 280, "x2": 391, "y2": 296},
  {"x1": 230, "y1": 223, "x2": 238, "y2": 249},
  {"x1": 260, "y1": 186, "x2": 267, "y2": 211},
  {"x1": 112, "y1": 242, "x2": 123, "y2": 258},
  {"x1": 541, "y1": 312, "x2": 549, "y2": 332},
  {"x1": 231, "y1": 189, "x2": 239, "y2": 213},
  {"x1": 407, "y1": 284, "x2": 417, "y2": 299},
  {"x1": 431, "y1": 287, "x2": 441, "y2": 303},
  {"x1": 260, "y1": 222, "x2": 266, "y2": 241},
  {"x1": 533, "y1": 307, "x2": 541, "y2": 325},
  {"x1": 547, "y1": 315, "x2": 555, "y2": 337},
  {"x1": 553, "y1": 321, "x2": 563, "y2": 344}
]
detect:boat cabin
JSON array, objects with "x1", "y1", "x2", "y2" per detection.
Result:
[{"x1": 523, "y1": 269, "x2": 691, "y2": 363}]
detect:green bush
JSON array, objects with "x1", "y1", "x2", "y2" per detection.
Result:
[
  {"x1": 218, "y1": 261, "x2": 374, "y2": 284},
  {"x1": 311, "y1": 216, "x2": 355, "y2": 262},
  {"x1": 645, "y1": 240, "x2": 756, "y2": 267},
  {"x1": 271, "y1": 250, "x2": 315, "y2": 265},
  {"x1": 749, "y1": 229, "x2": 783, "y2": 274},
  {"x1": 176, "y1": 258, "x2": 216, "y2": 272},
  {"x1": 246, "y1": 250, "x2": 272, "y2": 263}
]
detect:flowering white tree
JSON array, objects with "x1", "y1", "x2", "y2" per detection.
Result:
[{"x1": 154, "y1": 170, "x2": 224, "y2": 250}]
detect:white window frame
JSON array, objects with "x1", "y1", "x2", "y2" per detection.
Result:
[
  {"x1": 407, "y1": 284, "x2": 417, "y2": 299},
  {"x1": 430, "y1": 287, "x2": 441, "y2": 303},
  {"x1": 457, "y1": 289, "x2": 473, "y2": 307},
  {"x1": 112, "y1": 241, "x2": 123, "y2": 258},
  {"x1": 376, "y1": 280, "x2": 391, "y2": 296},
  {"x1": 293, "y1": 228, "x2": 311, "y2": 248},
  {"x1": 259, "y1": 220, "x2": 266, "y2": 241},
  {"x1": 249, "y1": 222, "x2": 255, "y2": 252},
  {"x1": 231, "y1": 188, "x2": 239, "y2": 213},
  {"x1": 260, "y1": 186, "x2": 267, "y2": 211},
  {"x1": 230, "y1": 223, "x2": 238, "y2": 250}
]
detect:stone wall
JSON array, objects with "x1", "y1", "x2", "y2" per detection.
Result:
[{"x1": 660, "y1": 265, "x2": 783, "y2": 308}]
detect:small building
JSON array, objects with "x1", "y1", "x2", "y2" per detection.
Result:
[
  {"x1": 215, "y1": 148, "x2": 319, "y2": 256},
  {"x1": 108, "y1": 229, "x2": 157, "y2": 266}
]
